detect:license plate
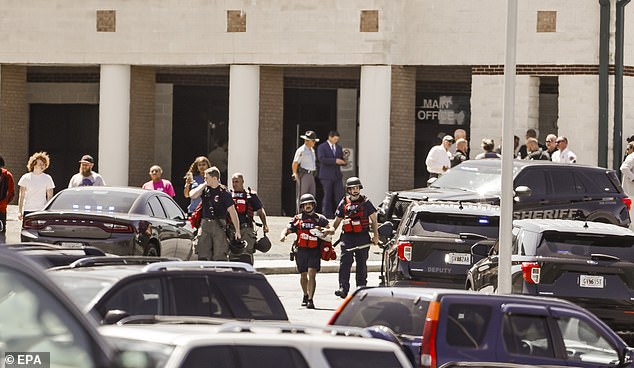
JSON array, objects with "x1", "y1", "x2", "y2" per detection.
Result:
[
  {"x1": 579, "y1": 275, "x2": 604, "y2": 288},
  {"x1": 59, "y1": 242, "x2": 84, "y2": 248},
  {"x1": 445, "y1": 253, "x2": 471, "y2": 265}
]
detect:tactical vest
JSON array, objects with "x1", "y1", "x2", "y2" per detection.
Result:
[
  {"x1": 342, "y1": 195, "x2": 369, "y2": 233},
  {"x1": 294, "y1": 214, "x2": 319, "y2": 248},
  {"x1": 231, "y1": 190, "x2": 254, "y2": 222}
]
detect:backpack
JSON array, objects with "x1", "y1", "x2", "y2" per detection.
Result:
[
  {"x1": 0, "y1": 169, "x2": 8, "y2": 202},
  {"x1": 189, "y1": 201, "x2": 203, "y2": 229}
]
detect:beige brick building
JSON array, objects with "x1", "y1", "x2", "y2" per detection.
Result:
[{"x1": 1, "y1": 1, "x2": 633, "y2": 214}]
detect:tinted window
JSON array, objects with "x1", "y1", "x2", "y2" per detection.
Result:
[
  {"x1": 50, "y1": 273, "x2": 114, "y2": 310},
  {"x1": 158, "y1": 196, "x2": 185, "y2": 220},
  {"x1": 48, "y1": 189, "x2": 139, "y2": 214},
  {"x1": 211, "y1": 274, "x2": 287, "y2": 320},
  {"x1": 409, "y1": 212, "x2": 499, "y2": 239},
  {"x1": 515, "y1": 170, "x2": 548, "y2": 196},
  {"x1": 100, "y1": 278, "x2": 161, "y2": 316},
  {"x1": 538, "y1": 231, "x2": 634, "y2": 259},
  {"x1": 148, "y1": 196, "x2": 167, "y2": 218},
  {"x1": 180, "y1": 346, "x2": 234, "y2": 368},
  {"x1": 556, "y1": 316, "x2": 619, "y2": 365},
  {"x1": 333, "y1": 293, "x2": 427, "y2": 336},
  {"x1": 555, "y1": 171, "x2": 578, "y2": 195},
  {"x1": 181, "y1": 346, "x2": 309, "y2": 368},
  {"x1": 503, "y1": 314, "x2": 554, "y2": 358},
  {"x1": 445, "y1": 304, "x2": 492, "y2": 348},
  {"x1": 323, "y1": 349, "x2": 403, "y2": 368},
  {"x1": 170, "y1": 277, "x2": 215, "y2": 316},
  {"x1": 0, "y1": 267, "x2": 96, "y2": 367},
  {"x1": 580, "y1": 170, "x2": 619, "y2": 194}
]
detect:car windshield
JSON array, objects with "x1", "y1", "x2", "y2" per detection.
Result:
[
  {"x1": 409, "y1": 212, "x2": 499, "y2": 239},
  {"x1": 429, "y1": 163, "x2": 517, "y2": 195},
  {"x1": 104, "y1": 337, "x2": 174, "y2": 368},
  {"x1": 49, "y1": 273, "x2": 113, "y2": 310},
  {"x1": 48, "y1": 189, "x2": 140, "y2": 214}
]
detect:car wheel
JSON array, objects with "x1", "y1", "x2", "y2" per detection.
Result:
[{"x1": 145, "y1": 244, "x2": 159, "y2": 257}]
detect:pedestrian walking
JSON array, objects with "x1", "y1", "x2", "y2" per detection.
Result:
[
  {"x1": 228, "y1": 172, "x2": 269, "y2": 263},
  {"x1": 620, "y1": 142, "x2": 634, "y2": 225},
  {"x1": 280, "y1": 193, "x2": 331, "y2": 310},
  {"x1": 317, "y1": 130, "x2": 346, "y2": 219},
  {"x1": 68, "y1": 154, "x2": 106, "y2": 187},
  {"x1": 425, "y1": 135, "x2": 454, "y2": 178},
  {"x1": 189, "y1": 167, "x2": 241, "y2": 261},
  {"x1": 328, "y1": 177, "x2": 379, "y2": 299},
  {"x1": 142, "y1": 165, "x2": 176, "y2": 197},
  {"x1": 183, "y1": 156, "x2": 211, "y2": 214},
  {"x1": 17, "y1": 152, "x2": 55, "y2": 221},
  {"x1": 551, "y1": 136, "x2": 577, "y2": 163},
  {"x1": 292, "y1": 130, "x2": 319, "y2": 210},
  {"x1": 0, "y1": 155, "x2": 15, "y2": 244},
  {"x1": 451, "y1": 138, "x2": 469, "y2": 167}
]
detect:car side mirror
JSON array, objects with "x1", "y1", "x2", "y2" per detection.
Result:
[
  {"x1": 471, "y1": 243, "x2": 490, "y2": 257},
  {"x1": 378, "y1": 221, "x2": 394, "y2": 238},
  {"x1": 513, "y1": 186, "x2": 532, "y2": 199},
  {"x1": 103, "y1": 309, "x2": 129, "y2": 325}
]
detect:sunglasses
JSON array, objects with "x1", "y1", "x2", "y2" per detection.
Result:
[{"x1": 555, "y1": 141, "x2": 564, "y2": 144}]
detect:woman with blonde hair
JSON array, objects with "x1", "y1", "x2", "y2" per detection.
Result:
[
  {"x1": 17, "y1": 152, "x2": 55, "y2": 220},
  {"x1": 184, "y1": 156, "x2": 211, "y2": 214}
]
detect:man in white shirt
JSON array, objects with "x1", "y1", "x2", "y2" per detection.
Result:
[
  {"x1": 551, "y1": 136, "x2": 577, "y2": 163},
  {"x1": 292, "y1": 130, "x2": 319, "y2": 211},
  {"x1": 620, "y1": 142, "x2": 634, "y2": 227},
  {"x1": 426, "y1": 135, "x2": 454, "y2": 178}
]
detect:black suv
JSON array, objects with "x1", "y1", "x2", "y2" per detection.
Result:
[
  {"x1": 378, "y1": 160, "x2": 631, "y2": 228},
  {"x1": 48, "y1": 257, "x2": 288, "y2": 324},
  {"x1": 466, "y1": 219, "x2": 634, "y2": 337},
  {"x1": 381, "y1": 201, "x2": 498, "y2": 288}
]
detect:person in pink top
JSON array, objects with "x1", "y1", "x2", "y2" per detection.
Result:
[{"x1": 142, "y1": 165, "x2": 176, "y2": 197}]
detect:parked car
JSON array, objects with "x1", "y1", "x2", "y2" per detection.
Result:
[
  {"x1": 380, "y1": 201, "x2": 498, "y2": 288},
  {"x1": 467, "y1": 219, "x2": 634, "y2": 338},
  {"x1": 3, "y1": 242, "x2": 107, "y2": 268},
  {"x1": 48, "y1": 257, "x2": 288, "y2": 324},
  {"x1": 378, "y1": 160, "x2": 631, "y2": 228},
  {"x1": 329, "y1": 287, "x2": 634, "y2": 368},
  {"x1": 21, "y1": 186, "x2": 195, "y2": 258},
  {"x1": 99, "y1": 321, "x2": 414, "y2": 368},
  {"x1": 0, "y1": 247, "x2": 151, "y2": 368}
]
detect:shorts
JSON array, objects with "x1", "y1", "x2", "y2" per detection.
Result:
[{"x1": 295, "y1": 246, "x2": 321, "y2": 273}]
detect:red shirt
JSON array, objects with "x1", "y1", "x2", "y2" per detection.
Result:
[{"x1": 0, "y1": 168, "x2": 15, "y2": 212}]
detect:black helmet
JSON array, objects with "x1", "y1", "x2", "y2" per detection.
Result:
[
  {"x1": 255, "y1": 236, "x2": 272, "y2": 253},
  {"x1": 228, "y1": 239, "x2": 247, "y2": 254},
  {"x1": 299, "y1": 193, "x2": 316, "y2": 206},
  {"x1": 346, "y1": 176, "x2": 363, "y2": 189}
]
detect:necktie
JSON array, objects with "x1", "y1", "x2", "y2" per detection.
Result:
[{"x1": 331, "y1": 145, "x2": 336, "y2": 156}]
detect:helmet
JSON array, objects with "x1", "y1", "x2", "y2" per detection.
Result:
[
  {"x1": 320, "y1": 242, "x2": 337, "y2": 261},
  {"x1": 255, "y1": 236, "x2": 272, "y2": 253},
  {"x1": 228, "y1": 239, "x2": 247, "y2": 254},
  {"x1": 346, "y1": 177, "x2": 363, "y2": 189},
  {"x1": 299, "y1": 193, "x2": 316, "y2": 206}
]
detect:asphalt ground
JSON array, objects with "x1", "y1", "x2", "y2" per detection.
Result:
[{"x1": 3, "y1": 204, "x2": 382, "y2": 275}]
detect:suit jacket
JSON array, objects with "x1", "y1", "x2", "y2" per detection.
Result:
[{"x1": 317, "y1": 141, "x2": 344, "y2": 180}]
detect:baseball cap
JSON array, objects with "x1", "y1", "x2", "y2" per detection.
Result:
[
  {"x1": 79, "y1": 155, "x2": 94, "y2": 164},
  {"x1": 442, "y1": 135, "x2": 455, "y2": 143}
]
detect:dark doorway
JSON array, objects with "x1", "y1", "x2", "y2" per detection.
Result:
[
  {"x1": 171, "y1": 86, "x2": 229, "y2": 210},
  {"x1": 29, "y1": 104, "x2": 99, "y2": 193},
  {"x1": 282, "y1": 88, "x2": 337, "y2": 216}
]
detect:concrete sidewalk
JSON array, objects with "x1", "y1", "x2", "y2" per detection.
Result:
[{"x1": 3, "y1": 204, "x2": 383, "y2": 274}]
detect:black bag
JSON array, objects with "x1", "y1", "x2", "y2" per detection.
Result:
[{"x1": 0, "y1": 169, "x2": 8, "y2": 202}]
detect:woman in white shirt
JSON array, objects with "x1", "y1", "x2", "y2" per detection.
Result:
[{"x1": 17, "y1": 152, "x2": 55, "y2": 220}]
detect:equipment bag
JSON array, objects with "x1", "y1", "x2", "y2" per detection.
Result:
[{"x1": 189, "y1": 202, "x2": 203, "y2": 229}]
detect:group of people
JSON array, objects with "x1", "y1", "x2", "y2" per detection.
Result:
[{"x1": 425, "y1": 128, "x2": 578, "y2": 178}]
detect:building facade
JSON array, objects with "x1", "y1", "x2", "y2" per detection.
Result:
[{"x1": 1, "y1": 0, "x2": 633, "y2": 214}]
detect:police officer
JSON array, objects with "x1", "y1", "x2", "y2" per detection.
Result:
[
  {"x1": 280, "y1": 193, "x2": 330, "y2": 309},
  {"x1": 330, "y1": 177, "x2": 379, "y2": 299},
  {"x1": 189, "y1": 167, "x2": 241, "y2": 261},
  {"x1": 228, "y1": 172, "x2": 269, "y2": 261}
]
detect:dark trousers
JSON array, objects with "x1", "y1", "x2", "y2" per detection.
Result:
[
  {"x1": 320, "y1": 178, "x2": 344, "y2": 218},
  {"x1": 338, "y1": 235, "x2": 370, "y2": 292},
  {"x1": 0, "y1": 212, "x2": 6, "y2": 244}
]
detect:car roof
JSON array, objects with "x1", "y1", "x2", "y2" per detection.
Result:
[
  {"x1": 456, "y1": 158, "x2": 610, "y2": 172},
  {"x1": 513, "y1": 219, "x2": 634, "y2": 236},
  {"x1": 410, "y1": 201, "x2": 500, "y2": 216},
  {"x1": 355, "y1": 286, "x2": 579, "y2": 308}
]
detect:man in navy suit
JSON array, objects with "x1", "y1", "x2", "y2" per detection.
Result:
[{"x1": 317, "y1": 131, "x2": 347, "y2": 219}]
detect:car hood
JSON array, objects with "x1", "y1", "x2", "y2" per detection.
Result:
[{"x1": 395, "y1": 187, "x2": 501, "y2": 204}]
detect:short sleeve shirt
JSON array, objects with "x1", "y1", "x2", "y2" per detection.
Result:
[
  {"x1": 293, "y1": 145, "x2": 317, "y2": 171},
  {"x1": 68, "y1": 172, "x2": 106, "y2": 188},
  {"x1": 142, "y1": 179, "x2": 176, "y2": 197},
  {"x1": 18, "y1": 172, "x2": 55, "y2": 212},
  {"x1": 201, "y1": 186, "x2": 234, "y2": 219},
  {"x1": 187, "y1": 174, "x2": 205, "y2": 213}
]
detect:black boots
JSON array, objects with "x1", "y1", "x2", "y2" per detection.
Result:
[
  {"x1": 306, "y1": 299, "x2": 315, "y2": 309},
  {"x1": 301, "y1": 295, "x2": 309, "y2": 306},
  {"x1": 334, "y1": 288, "x2": 348, "y2": 299}
]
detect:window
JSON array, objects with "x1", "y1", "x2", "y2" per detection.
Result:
[
  {"x1": 556, "y1": 316, "x2": 619, "y2": 365},
  {"x1": 0, "y1": 267, "x2": 96, "y2": 367},
  {"x1": 170, "y1": 277, "x2": 216, "y2": 316},
  {"x1": 503, "y1": 314, "x2": 554, "y2": 358},
  {"x1": 409, "y1": 212, "x2": 499, "y2": 239},
  {"x1": 181, "y1": 346, "x2": 309, "y2": 368},
  {"x1": 147, "y1": 196, "x2": 166, "y2": 218},
  {"x1": 515, "y1": 170, "x2": 548, "y2": 196},
  {"x1": 323, "y1": 349, "x2": 403, "y2": 368},
  {"x1": 158, "y1": 196, "x2": 185, "y2": 220},
  {"x1": 48, "y1": 190, "x2": 139, "y2": 214},
  {"x1": 446, "y1": 304, "x2": 492, "y2": 348},
  {"x1": 99, "y1": 278, "x2": 161, "y2": 317},
  {"x1": 212, "y1": 274, "x2": 287, "y2": 320}
]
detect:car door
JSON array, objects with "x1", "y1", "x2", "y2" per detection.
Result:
[
  {"x1": 167, "y1": 275, "x2": 232, "y2": 318},
  {"x1": 471, "y1": 240, "x2": 500, "y2": 293},
  {"x1": 158, "y1": 196, "x2": 195, "y2": 260},
  {"x1": 147, "y1": 195, "x2": 179, "y2": 257},
  {"x1": 513, "y1": 167, "x2": 555, "y2": 217}
]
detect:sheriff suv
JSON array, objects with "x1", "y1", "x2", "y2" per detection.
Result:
[
  {"x1": 466, "y1": 219, "x2": 634, "y2": 339},
  {"x1": 380, "y1": 201, "x2": 498, "y2": 288},
  {"x1": 378, "y1": 160, "x2": 631, "y2": 228}
]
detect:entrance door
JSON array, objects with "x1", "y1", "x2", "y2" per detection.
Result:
[
  {"x1": 29, "y1": 104, "x2": 99, "y2": 193},
  {"x1": 282, "y1": 88, "x2": 337, "y2": 216}
]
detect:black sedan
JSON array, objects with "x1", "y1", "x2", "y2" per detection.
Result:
[{"x1": 21, "y1": 186, "x2": 195, "y2": 259}]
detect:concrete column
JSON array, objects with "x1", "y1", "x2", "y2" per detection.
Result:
[
  {"x1": 471, "y1": 75, "x2": 504, "y2": 153},
  {"x1": 228, "y1": 65, "x2": 260, "y2": 187},
  {"x1": 359, "y1": 65, "x2": 391, "y2": 204},
  {"x1": 559, "y1": 75, "x2": 598, "y2": 166},
  {"x1": 99, "y1": 65, "x2": 130, "y2": 186},
  {"x1": 515, "y1": 76, "x2": 540, "y2": 140}
]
